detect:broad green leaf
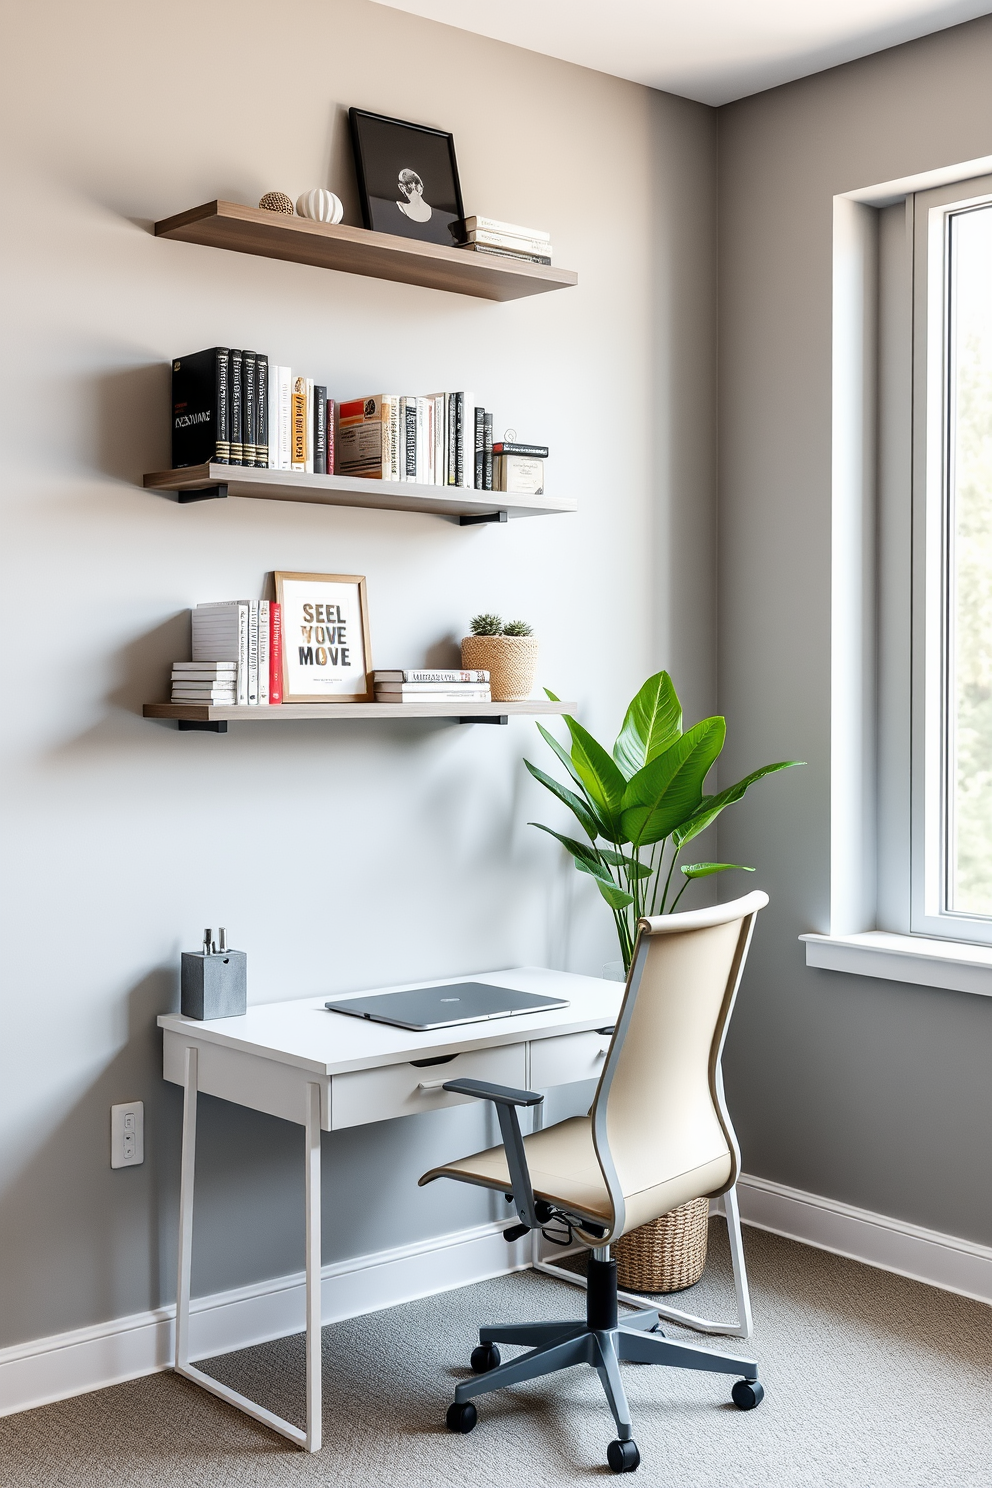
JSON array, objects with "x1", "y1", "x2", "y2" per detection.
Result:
[
  {"x1": 524, "y1": 759, "x2": 599, "y2": 841},
  {"x1": 537, "y1": 722, "x2": 586, "y2": 794},
  {"x1": 528, "y1": 821, "x2": 599, "y2": 867},
  {"x1": 679, "y1": 862, "x2": 755, "y2": 879},
  {"x1": 613, "y1": 671, "x2": 683, "y2": 779},
  {"x1": 597, "y1": 847, "x2": 653, "y2": 879},
  {"x1": 672, "y1": 760, "x2": 804, "y2": 848},
  {"x1": 574, "y1": 857, "x2": 635, "y2": 909},
  {"x1": 563, "y1": 715, "x2": 627, "y2": 843},
  {"x1": 621, "y1": 717, "x2": 726, "y2": 847}
]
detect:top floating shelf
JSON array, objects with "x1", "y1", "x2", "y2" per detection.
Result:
[{"x1": 154, "y1": 201, "x2": 578, "y2": 303}]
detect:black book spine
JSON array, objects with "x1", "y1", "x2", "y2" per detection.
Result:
[
  {"x1": 483, "y1": 412, "x2": 493, "y2": 491},
  {"x1": 454, "y1": 393, "x2": 464, "y2": 486},
  {"x1": 447, "y1": 393, "x2": 457, "y2": 484},
  {"x1": 229, "y1": 349, "x2": 243, "y2": 464},
  {"x1": 172, "y1": 347, "x2": 231, "y2": 468},
  {"x1": 313, "y1": 386, "x2": 327, "y2": 475},
  {"x1": 255, "y1": 354, "x2": 268, "y2": 468},
  {"x1": 242, "y1": 351, "x2": 257, "y2": 466},
  {"x1": 474, "y1": 407, "x2": 485, "y2": 489},
  {"x1": 215, "y1": 349, "x2": 230, "y2": 463},
  {"x1": 405, "y1": 400, "x2": 417, "y2": 479}
]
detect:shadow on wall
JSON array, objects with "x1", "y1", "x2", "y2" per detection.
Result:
[{"x1": 90, "y1": 360, "x2": 171, "y2": 485}]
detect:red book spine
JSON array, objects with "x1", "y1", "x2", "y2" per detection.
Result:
[
  {"x1": 326, "y1": 399, "x2": 335, "y2": 475},
  {"x1": 269, "y1": 601, "x2": 283, "y2": 704}
]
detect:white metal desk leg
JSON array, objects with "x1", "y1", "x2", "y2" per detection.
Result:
[
  {"x1": 304, "y1": 1081, "x2": 322, "y2": 1453},
  {"x1": 176, "y1": 1046, "x2": 198, "y2": 1370}
]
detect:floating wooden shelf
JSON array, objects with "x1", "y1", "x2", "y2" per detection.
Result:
[
  {"x1": 144, "y1": 700, "x2": 572, "y2": 732},
  {"x1": 154, "y1": 200, "x2": 578, "y2": 302},
  {"x1": 143, "y1": 462, "x2": 574, "y2": 522}
]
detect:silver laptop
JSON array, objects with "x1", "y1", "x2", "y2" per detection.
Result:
[{"x1": 324, "y1": 981, "x2": 569, "y2": 1031}]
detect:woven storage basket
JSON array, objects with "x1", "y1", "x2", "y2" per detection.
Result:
[
  {"x1": 461, "y1": 635, "x2": 538, "y2": 701},
  {"x1": 613, "y1": 1198, "x2": 709, "y2": 1293}
]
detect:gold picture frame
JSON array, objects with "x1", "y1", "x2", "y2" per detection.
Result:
[{"x1": 274, "y1": 572, "x2": 373, "y2": 703}]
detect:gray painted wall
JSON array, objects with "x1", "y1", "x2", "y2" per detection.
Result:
[
  {"x1": 0, "y1": 1, "x2": 717, "y2": 1347},
  {"x1": 717, "y1": 16, "x2": 992, "y2": 1244}
]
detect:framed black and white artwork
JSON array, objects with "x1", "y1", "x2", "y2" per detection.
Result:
[
  {"x1": 274, "y1": 572, "x2": 373, "y2": 703},
  {"x1": 349, "y1": 108, "x2": 465, "y2": 247}
]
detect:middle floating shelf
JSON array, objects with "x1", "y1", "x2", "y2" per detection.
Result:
[{"x1": 143, "y1": 463, "x2": 575, "y2": 522}]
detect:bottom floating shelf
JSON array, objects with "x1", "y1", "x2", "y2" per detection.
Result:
[{"x1": 143, "y1": 700, "x2": 572, "y2": 731}]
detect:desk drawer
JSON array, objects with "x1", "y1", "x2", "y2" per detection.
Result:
[
  {"x1": 530, "y1": 1030, "x2": 612, "y2": 1089},
  {"x1": 331, "y1": 1042, "x2": 526, "y2": 1130}
]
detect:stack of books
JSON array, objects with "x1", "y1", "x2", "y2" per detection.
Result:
[
  {"x1": 339, "y1": 394, "x2": 528, "y2": 492},
  {"x1": 172, "y1": 348, "x2": 335, "y2": 474},
  {"x1": 453, "y1": 216, "x2": 552, "y2": 266},
  {"x1": 373, "y1": 669, "x2": 491, "y2": 704},
  {"x1": 493, "y1": 440, "x2": 548, "y2": 496},
  {"x1": 176, "y1": 600, "x2": 283, "y2": 706}
]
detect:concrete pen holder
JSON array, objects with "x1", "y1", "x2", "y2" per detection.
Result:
[{"x1": 181, "y1": 928, "x2": 247, "y2": 1020}]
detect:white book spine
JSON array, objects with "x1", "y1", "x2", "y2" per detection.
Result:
[
  {"x1": 267, "y1": 368, "x2": 278, "y2": 468},
  {"x1": 237, "y1": 604, "x2": 249, "y2": 706},
  {"x1": 278, "y1": 367, "x2": 292, "y2": 469},
  {"x1": 257, "y1": 600, "x2": 269, "y2": 706},
  {"x1": 247, "y1": 601, "x2": 259, "y2": 704},
  {"x1": 416, "y1": 397, "x2": 429, "y2": 484},
  {"x1": 399, "y1": 397, "x2": 409, "y2": 481},
  {"x1": 305, "y1": 379, "x2": 314, "y2": 473},
  {"x1": 433, "y1": 393, "x2": 445, "y2": 485}
]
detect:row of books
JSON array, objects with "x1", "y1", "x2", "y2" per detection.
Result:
[
  {"x1": 171, "y1": 349, "x2": 547, "y2": 494},
  {"x1": 452, "y1": 215, "x2": 552, "y2": 267},
  {"x1": 177, "y1": 601, "x2": 284, "y2": 705},
  {"x1": 373, "y1": 670, "x2": 491, "y2": 703}
]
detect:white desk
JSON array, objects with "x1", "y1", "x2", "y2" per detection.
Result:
[{"x1": 158, "y1": 966, "x2": 623, "y2": 1451}]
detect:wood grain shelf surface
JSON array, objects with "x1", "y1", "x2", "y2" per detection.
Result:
[
  {"x1": 154, "y1": 200, "x2": 578, "y2": 302},
  {"x1": 143, "y1": 463, "x2": 574, "y2": 521},
  {"x1": 144, "y1": 700, "x2": 572, "y2": 723}
]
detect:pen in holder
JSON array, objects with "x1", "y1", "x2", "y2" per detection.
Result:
[{"x1": 181, "y1": 928, "x2": 247, "y2": 1020}]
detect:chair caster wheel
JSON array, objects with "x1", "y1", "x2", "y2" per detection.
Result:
[
  {"x1": 607, "y1": 1438, "x2": 640, "y2": 1473},
  {"x1": 732, "y1": 1378, "x2": 764, "y2": 1410},
  {"x1": 446, "y1": 1400, "x2": 477, "y2": 1433},
  {"x1": 470, "y1": 1343, "x2": 501, "y2": 1373}
]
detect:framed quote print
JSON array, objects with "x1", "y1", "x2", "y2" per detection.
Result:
[{"x1": 274, "y1": 572, "x2": 373, "y2": 703}]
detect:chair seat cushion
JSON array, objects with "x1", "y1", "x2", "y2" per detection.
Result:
[{"x1": 419, "y1": 1116, "x2": 732, "y2": 1235}]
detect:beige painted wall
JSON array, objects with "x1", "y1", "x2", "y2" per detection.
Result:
[
  {"x1": 0, "y1": 0, "x2": 717, "y2": 1346},
  {"x1": 717, "y1": 16, "x2": 992, "y2": 1241}
]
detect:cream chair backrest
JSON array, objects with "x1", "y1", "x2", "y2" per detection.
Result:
[{"x1": 588, "y1": 891, "x2": 768, "y2": 1240}]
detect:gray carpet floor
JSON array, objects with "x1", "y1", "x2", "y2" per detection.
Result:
[{"x1": 2, "y1": 1223, "x2": 991, "y2": 1486}]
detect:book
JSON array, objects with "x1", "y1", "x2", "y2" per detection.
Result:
[
  {"x1": 453, "y1": 393, "x2": 464, "y2": 486},
  {"x1": 326, "y1": 398, "x2": 336, "y2": 476},
  {"x1": 459, "y1": 244, "x2": 552, "y2": 266},
  {"x1": 192, "y1": 602, "x2": 250, "y2": 705},
  {"x1": 338, "y1": 395, "x2": 395, "y2": 479},
  {"x1": 277, "y1": 366, "x2": 293, "y2": 469},
  {"x1": 403, "y1": 397, "x2": 417, "y2": 480},
  {"x1": 417, "y1": 396, "x2": 431, "y2": 483},
  {"x1": 255, "y1": 354, "x2": 268, "y2": 467},
  {"x1": 457, "y1": 216, "x2": 551, "y2": 242},
  {"x1": 374, "y1": 687, "x2": 492, "y2": 701},
  {"x1": 243, "y1": 351, "x2": 257, "y2": 465},
  {"x1": 305, "y1": 380, "x2": 314, "y2": 473},
  {"x1": 292, "y1": 377, "x2": 307, "y2": 469},
  {"x1": 483, "y1": 412, "x2": 493, "y2": 491},
  {"x1": 247, "y1": 601, "x2": 259, "y2": 705},
  {"x1": 433, "y1": 393, "x2": 446, "y2": 487},
  {"x1": 172, "y1": 661, "x2": 238, "y2": 674},
  {"x1": 494, "y1": 453, "x2": 544, "y2": 495},
  {"x1": 267, "y1": 362, "x2": 279, "y2": 469},
  {"x1": 447, "y1": 393, "x2": 457, "y2": 485},
  {"x1": 373, "y1": 669, "x2": 490, "y2": 683},
  {"x1": 492, "y1": 441, "x2": 549, "y2": 458},
  {"x1": 172, "y1": 688, "x2": 237, "y2": 701},
  {"x1": 257, "y1": 599, "x2": 270, "y2": 706},
  {"x1": 455, "y1": 393, "x2": 477, "y2": 489},
  {"x1": 314, "y1": 386, "x2": 327, "y2": 475},
  {"x1": 374, "y1": 682, "x2": 492, "y2": 695},
  {"x1": 474, "y1": 406, "x2": 485, "y2": 489},
  {"x1": 269, "y1": 600, "x2": 283, "y2": 704},
  {"x1": 230, "y1": 350, "x2": 243, "y2": 464},
  {"x1": 463, "y1": 228, "x2": 555, "y2": 255},
  {"x1": 171, "y1": 347, "x2": 231, "y2": 468}
]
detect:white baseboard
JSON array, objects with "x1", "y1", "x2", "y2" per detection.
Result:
[
  {"x1": 735, "y1": 1172, "x2": 992, "y2": 1306},
  {"x1": 0, "y1": 1219, "x2": 530, "y2": 1420}
]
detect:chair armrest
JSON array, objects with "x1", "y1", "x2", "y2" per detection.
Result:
[{"x1": 441, "y1": 1077, "x2": 544, "y2": 1107}]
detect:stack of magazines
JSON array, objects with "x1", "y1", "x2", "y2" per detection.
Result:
[{"x1": 374, "y1": 669, "x2": 491, "y2": 703}]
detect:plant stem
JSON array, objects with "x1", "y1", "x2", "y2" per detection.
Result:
[{"x1": 658, "y1": 846, "x2": 679, "y2": 914}]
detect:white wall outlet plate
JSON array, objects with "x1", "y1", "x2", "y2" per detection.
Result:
[{"x1": 111, "y1": 1101, "x2": 144, "y2": 1168}]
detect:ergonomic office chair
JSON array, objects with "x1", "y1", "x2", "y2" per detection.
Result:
[{"x1": 419, "y1": 891, "x2": 768, "y2": 1475}]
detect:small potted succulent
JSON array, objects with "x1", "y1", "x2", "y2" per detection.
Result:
[{"x1": 462, "y1": 614, "x2": 538, "y2": 701}]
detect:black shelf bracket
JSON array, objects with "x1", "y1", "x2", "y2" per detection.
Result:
[
  {"x1": 459, "y1": 510, "x2": 507, "y2": 526},
  {"x1": 459, "y1": 715, "x2": 508, "y2": 725},
  {"x1": 178, "y1": 719, "x2": 228, "y2": 732},
  {"x1": 178, "y1": 484, "x2": 229, "y2": 504}
]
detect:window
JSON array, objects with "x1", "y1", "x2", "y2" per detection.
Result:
[{"x1": 913, "y1": 178, "x2": 992, "y2": 944}]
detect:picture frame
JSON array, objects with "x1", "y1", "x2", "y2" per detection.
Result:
[
  {"x1": 349, "y1": 107, "x2": 465, "y2": 248},
  {"x1": 274, "y1": 572, "x2": 373, "y2": 703}
]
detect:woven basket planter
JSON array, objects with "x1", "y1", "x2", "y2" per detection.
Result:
[
  {"x1": 461, "y1": 635, "x2": 538, "y2": 701},
  {"x1": 613, "y1": 1198, "x2": 709, "y2": 1293}
]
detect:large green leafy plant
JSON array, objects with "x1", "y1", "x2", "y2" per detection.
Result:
[{"x1": 526, "y1": 672, "x2": 802, "y2": 971}]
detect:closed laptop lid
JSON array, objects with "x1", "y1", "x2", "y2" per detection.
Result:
[{"x1": 324, "y1": 981, "x2": 568, "y2": 1031}]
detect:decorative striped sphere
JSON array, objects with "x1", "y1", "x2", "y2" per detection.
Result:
[
  {"x1": 258, "y1": 191, "x2": 294, "y2": 215},
  {"x1": 296, "y1": 189, "x2": 344, "y2": 225}
]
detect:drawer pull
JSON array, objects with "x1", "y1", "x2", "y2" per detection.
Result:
[{"x1": 418, "y1": 1078, "x2": 450, "y2": 1092}]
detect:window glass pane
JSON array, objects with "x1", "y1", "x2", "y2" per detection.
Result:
[{"x1": 947, "y1": 203, "x2": 992, "y2": 916}]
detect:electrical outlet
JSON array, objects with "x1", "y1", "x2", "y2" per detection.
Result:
[{"x1": 111, "y1": 1102, "x2": 144, "y2": 1169}]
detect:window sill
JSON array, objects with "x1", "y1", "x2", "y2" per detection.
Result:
[{"x1": 800, "y1": 932, "x2": 992, "y2": 997}]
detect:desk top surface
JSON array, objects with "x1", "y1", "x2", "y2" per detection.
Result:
[{"x1": 157, "y1": 966, "x2": 625, "y2": 1077}]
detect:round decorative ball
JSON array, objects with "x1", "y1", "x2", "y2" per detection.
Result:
[
  {"x1": 258, "y1": 191, "x2": 294, "y2": 215},
  {"x1": 297, "y1": 189, "x2": 344, "y2": 225}
]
